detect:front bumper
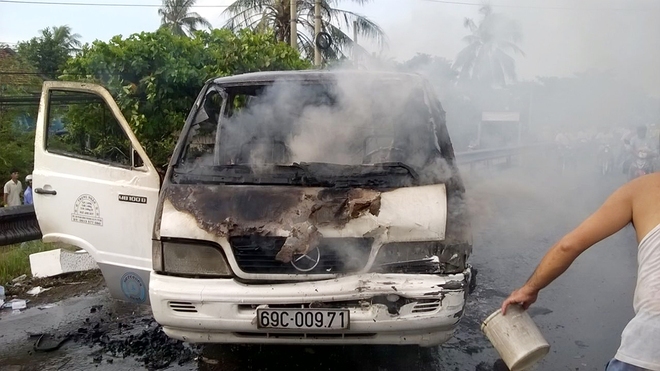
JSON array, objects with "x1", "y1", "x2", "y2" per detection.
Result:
[{"x1": 149, "y1": 270, "x2": 470, "y2": 346}]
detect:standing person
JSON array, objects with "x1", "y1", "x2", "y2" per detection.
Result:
[
  {"x1": 3, "y1": 169, "x2": 22, "y2": 207},
  {"x1": 623, "y1": 126, "x2": 658, "y2": 176},
  {"x1": 501, "y1": 173, "x2": 660, "y2": 370},
  {"x1": 628, "y1": 126, "x2": 656, "y2": 155},
  {"x1": 23, "y1": 174, "x2": 33, "y2": 205}
]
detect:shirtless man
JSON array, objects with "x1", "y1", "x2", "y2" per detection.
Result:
[{"x1": 502, "y1": 173, "x2": 660, "y2": 371}]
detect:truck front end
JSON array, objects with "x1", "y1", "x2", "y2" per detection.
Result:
[{"x1": 149, "y1": 71, "x2": 473, "y2": 346}]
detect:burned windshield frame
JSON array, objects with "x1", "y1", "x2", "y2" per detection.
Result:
[
  {"x1": 175, "y1": 86, "x2": 226, "y2": 171},
  {"x1": 173, "y1": 78, "x2": 452, "y2": 179}
]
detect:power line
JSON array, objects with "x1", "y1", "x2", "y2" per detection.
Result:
[
  {"x1": 417, "y1": 0, "x2": 659, "y2": 11},
  {"x1": 2, "y1": 0, "x2": 654, "y2": 11},
  {"x1": 0, "y1": 72, "x2": 42, "y2": 75},
  {"x1": 0, "y1": 0, "x2": 230, "y2": 8}
]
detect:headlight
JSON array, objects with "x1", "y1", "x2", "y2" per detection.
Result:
[
  {"x1": 373, "y1": 241, "x2": 469, "y2": 274},
  {"x1": 374, "y1": 242, "x2": 439, "y2": 265},
  {"x1": 159, "y1": 240, "x2": 233, "y2": 278}
]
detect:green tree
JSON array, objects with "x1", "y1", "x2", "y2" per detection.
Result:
[
  {"x1": 52, "y1": 25, "x2": 82, "y2": 51},
  {"x1": 158, "y1": 0, "x2": 212, "y2": 36},
  {"x1": 0, "y1": 47, "x2": 42, "y2": 178},
  {"x1": 16, "y1": 25, "x2": 82, "y2": 79},
  {"x1": 60, "y1": 28, "x2": 310, "y2": 169},
  {"x1": 0, "y1": 47, "x2": 44, "y2": 94},
  {"x1": 452, "y1": 5, "x2": 524, "y2": 87},
  {"x1": 223, "y1": 0, "x2": 386, "y2": 60},
  {"x1": 0, "y1": 116, "x2": 35, "y2": 181}
]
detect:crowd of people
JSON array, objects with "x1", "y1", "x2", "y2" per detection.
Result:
[
  {"x1": 553, "y1": 124, "x2": 659, "y2": 176},
  {"x1": 2, "y1": 169, "x2": 33, "y2": 208}
]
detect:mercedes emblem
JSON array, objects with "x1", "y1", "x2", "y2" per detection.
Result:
[{"x1": 291, "y1": 247, "x2": 321, "y2": 272}]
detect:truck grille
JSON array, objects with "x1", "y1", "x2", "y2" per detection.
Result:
[
  {"x1": 168, "y1": 301, "x2": 198, "y2": 313},
  {"x1": 412, "y1": 299, "x2": 441, "y2": 313},
  {"x1": 230, "y1": 236, "x2": 373, "y2": 274}
]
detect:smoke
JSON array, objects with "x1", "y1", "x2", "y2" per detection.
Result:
[
  {"x1": 183, "y1": 71, "x2": 455, "y2": 183},
  {"x1": 185, "y1": 2, "x2": 658, "y2": 365},
  {"x1": 352, "y1": 5, "x2": 658, "y2": 153},
  {"x1": 356, "y1": 0, "x2": 660, "y2": 97}
]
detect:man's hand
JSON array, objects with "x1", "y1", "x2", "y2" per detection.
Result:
[{"x1": 501, "y1": 285, "x2": 539, "y2": 315}]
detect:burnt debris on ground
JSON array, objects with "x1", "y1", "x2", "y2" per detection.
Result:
[{"x1": 63, "y1": 306, "x2": 199, "y2": 369}]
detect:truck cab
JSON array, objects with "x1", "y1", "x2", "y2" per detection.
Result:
[{"x1": 32, "y1": 70, "x2": 472, "y2": 346}]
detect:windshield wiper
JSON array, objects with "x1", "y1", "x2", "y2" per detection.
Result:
[
  {"x1": 172, "y1": 162, "x2": 418, "y2": 187},
  {"x1": 172, "y1": 163, "x2": 326, "y2": 185},
  {"x1": 370, "y1": 162, "x2": 419, "y2": 181},
  {"x1": 296, "y1": 162, "x2": 419, "y2": 187}
]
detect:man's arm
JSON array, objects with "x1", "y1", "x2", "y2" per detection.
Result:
[
  {"x1": 501, "y1": 183, "x2": 634, "y2": 314},
  {"x1": 3, "y1": 193, "x2": 7, "y2": 207}
]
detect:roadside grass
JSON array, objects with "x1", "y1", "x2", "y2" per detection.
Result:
[{"x1": 0, "y1": 241, "x2": 56, "y2": 285}]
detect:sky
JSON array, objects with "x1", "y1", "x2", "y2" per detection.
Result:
[{"x1": 1, "y1": 0, "x2": 659, "y2": 95}]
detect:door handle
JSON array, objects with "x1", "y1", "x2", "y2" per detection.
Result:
[{"x1": 34, "y1": 188, "x2": 57, "y2": 195}]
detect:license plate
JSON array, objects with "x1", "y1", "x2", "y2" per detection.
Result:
[{"x1": 257, "y1": 308, "x2": 349, "y2": 330}]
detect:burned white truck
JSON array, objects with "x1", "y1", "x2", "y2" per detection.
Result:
[{"x1": 32, "y1": 70, "x2": 473, "y2": 346}]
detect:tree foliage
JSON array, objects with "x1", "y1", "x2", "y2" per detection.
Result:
[
  {"x1": 453, "y1": 5, "x2": 524, "y2": 88},
  {"x1": 0, "y1": 48, "x2": 43, "y2": 94},
  {"x1": 60, "y1": 28, "x2": 311, "y2": 169},
  {"x1": 0, "y1": 48, "x2": 42, "y2": 179},
  {"x1": 0, "y1": 117, "x2": 35, "y2": 181},
  {"x1": 51, "y1": 25, "x2": 82, "y2": 51},
  {"x1": 158, "y1": 0, "x2": 211, "y2": 36},
  {"x1": 16, "y1": 25, "x2": 81, "y2": 79},
  {"x1": 223, "y1": 0, "x2": 386, "y2": 61}
]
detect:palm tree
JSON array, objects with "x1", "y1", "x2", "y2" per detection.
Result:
[
  {"x1": 223, "y1": 0, "x2": 386, "y2": 60},
  {"x1": 51, "y1": 25, "x2": 82, "y2": 52},
  {"x1": 452, "y1": 5, "x2": 524, "y2": 87},
  {"x1": 158, "y1": 0, "x2": 212, "y2": 37}
]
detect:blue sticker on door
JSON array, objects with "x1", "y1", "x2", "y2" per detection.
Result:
[{"x1": 120, "y1": 272, "x2": 146, "y2": 303}]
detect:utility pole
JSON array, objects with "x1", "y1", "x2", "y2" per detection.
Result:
[
  {"x1": 290, "y1": 0, "x2": 297, "y2": 49},
  {"x1": 528, "y1": 85, "x2": 534, "y2": 133},
  {"x1": 314, "y1": 0, "x2": 321, "y2": 67},
  {"x1": 353, "y1": 20, "x2": 358, "y2": 64}
]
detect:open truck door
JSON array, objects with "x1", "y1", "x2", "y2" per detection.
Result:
[{"x1": 33, "y1": 81, "x2": 160, "y2": 304}]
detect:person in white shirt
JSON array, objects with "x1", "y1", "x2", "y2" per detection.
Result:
[
  {"x1": 23, "y1": 174, "x2": 33, "y2": 205},
  {"x1": 620, "y1": 126, "x2": 657, "y2": 174},
  {"x1": 628, "y1": 126, "x2": 656, "y2": 154},
  {"x1": 3, "y1": 169, "x2": 22, "y2": 207}
]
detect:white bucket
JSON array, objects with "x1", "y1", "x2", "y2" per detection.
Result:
[{"x1": 481, "y1": 304, "x2": 550, "y2": 371}]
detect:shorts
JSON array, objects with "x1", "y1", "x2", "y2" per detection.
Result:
[{"x1": 605, "y1": 359, "x2": 652, "y2": 371}]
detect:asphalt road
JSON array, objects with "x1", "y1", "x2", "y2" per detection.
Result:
[{"x1": 0, "y1": 154, "x2": 640, "y2": 371}]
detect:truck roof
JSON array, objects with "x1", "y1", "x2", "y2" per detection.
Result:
[{"x1": 209, "y1": 70, "x2": 424, "y2": 87}]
